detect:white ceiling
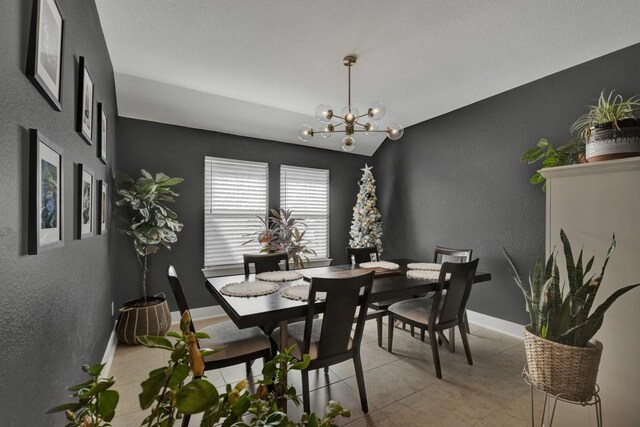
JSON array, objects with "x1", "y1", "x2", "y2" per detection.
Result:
[{"x1": 95, "y1": 0, "x2": 640, "y2": 156}]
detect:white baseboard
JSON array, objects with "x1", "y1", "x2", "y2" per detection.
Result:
[
  {"x1": 100, "y1": 324, "x2": 118, "y2": 378},
  {"x1": 466, "y1": 310, "x2": 524, "y2": 339},
  {"x1": 170, "y1": 305, "x2": 227, "y2": 323}
]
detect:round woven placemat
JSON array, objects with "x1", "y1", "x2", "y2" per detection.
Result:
[
  {"x1": 255, "y1": 270, "x2": 303, "y2": 282},
  {"x1": 406, "y1": 270, "x2": 450, "y2": 281},
  {"x1": 280, "y1": 285, "x2": 326, "y2": 302},
  {"x1": 220, "y1": 281, "x2": 279, "y2": 297},
  {"x1": 359, "y1": 261, "x2": 400, "y2": 270},
  {"x1": 406, "y1": 262, "x2": 442, "y2": 271}
]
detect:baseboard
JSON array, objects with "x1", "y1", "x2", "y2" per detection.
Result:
[
  {"x1": 170, "y1": 305, "x2": 227, "y2": 323},
  {"x1": 100, "y1": 324, "x2": 118, "y2": 378},
  {"x1": 466, "y1": 310, "x2": 524, "y2": 339}
]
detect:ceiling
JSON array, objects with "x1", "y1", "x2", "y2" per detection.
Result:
[{"x1": 95, "y1": 0, "x2": 640, "y2": 156}]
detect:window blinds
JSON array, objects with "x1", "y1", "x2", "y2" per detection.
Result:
[
  {"x1": 280, "y1": 165, "x2": 330, "y2": 259},
  {"x1": 204, "y1": 157, "x2": 268, "y2": 267}
]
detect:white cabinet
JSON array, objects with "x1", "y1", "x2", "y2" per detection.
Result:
[{"x1": 540, "y1": 157, "x2": 640, "y2": 426}]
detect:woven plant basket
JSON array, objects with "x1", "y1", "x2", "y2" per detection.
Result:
[
  {"x1": 116, "y1": 294, "x2": 171, "y2": 345},
  {"x1": 523, "y1": 325, "x2": 602, "y2": 401}
]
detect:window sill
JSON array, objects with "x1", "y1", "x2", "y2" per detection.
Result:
[{"x1": 202, "y1": 258, "x2": 333, "y2": 278}]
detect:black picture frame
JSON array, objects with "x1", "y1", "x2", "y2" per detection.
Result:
[
  {"x1": 76, "y1": 56, "x2": 94, "y2": 145},
  {"x1": 77, "y1": 163, "x2": 94, "y2": 238},
  {"x1": 28, "y1": 129, "x2": 64, "y2": 254},
  {"x1": 97, "y1": 102, "x2": 107, "y2": 164},
  {"x1": 26, "y1": 0, "x2": 65, "y2": 111},
  {"x1": 97, "y1": 180, "x2": 108, "y2": 235}
]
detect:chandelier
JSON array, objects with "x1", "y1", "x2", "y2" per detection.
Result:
[{"x1": 297, "y1": 55, "x2": 404, "y2": 152}]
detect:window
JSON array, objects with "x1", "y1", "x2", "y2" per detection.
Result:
[
  {"x1": 204, "y1": 157, "x2": 268, "y2": 267},
  {"x1": 280, "y1": 165, "x2": 330, "y2": 259}
]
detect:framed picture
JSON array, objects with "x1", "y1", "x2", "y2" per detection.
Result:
[
  {"x1": 28, "y1": 129, "x2": 64, "y2": 254},
  {"x1": 76, "y1": 56, "x2": 94, "y2": 144},
  {"x1": 27, "y1": 0, "x2": 64, "y2": 111},
  {"x1": 97, "y1": 180, "x2": 108, "y2": 234},
  {"x1": 97, "y1": 102, "x2": 107, "y2": 163},
  {"x1": 77, "y1": 163, "x2": 94, "y2": 238}
]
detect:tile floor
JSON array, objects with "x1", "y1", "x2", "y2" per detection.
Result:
[{"x1": 110, "y1": 317, "x2": 543, "y2": 426}]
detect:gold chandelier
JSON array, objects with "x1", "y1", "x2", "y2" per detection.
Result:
[{"x1": 297, "y1": 55, "x2": 404, "y2": 152}]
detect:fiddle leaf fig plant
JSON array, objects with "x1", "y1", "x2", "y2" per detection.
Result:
[
  {"x1": 503, "y1": 229, "x2": 640, "y2": 347},
  {"x1": 115, "y1": 170, "x2": 184, "y2": 297}
]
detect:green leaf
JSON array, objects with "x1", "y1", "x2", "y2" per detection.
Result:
[
  {"x1": 290, "y1": 354, "x2": 311, "y2": 370},
  {"x1": 175, "y1": 379, "x2": 219, "y2": 414},
  {"x1": 137, "y1": 335, "x2": 174, "y2": 350},
  {"x1": 167, "y1": 363, "x2": 190, "y2": 389},
  {"x1": 67, "y1": 378, "x2": 94, "y2": 392},
  {"x1": 230, "y1": 394, "x2": 251, "y2": 417},
  {"x1": 97, "y1": 389, "x2": 119, "y2": 421},
  {"x1": 84, "y1": 363, "x2": 105, "y2": 377},
  {"x1": 46, "y1": 402, "x2": 82, "y2": 414},
  {"x1": 78, "y1": 379, "x2": 115, "y2": 398},
  {"x1": 560, "y1": 229, "x2": 578, "y2": 294},
  {"x1": 139, "y1": 370, "x2": 168, "y2": 409}
]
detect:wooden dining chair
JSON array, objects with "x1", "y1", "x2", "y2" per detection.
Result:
[
  {"x1": 433, "y1": 246, "x2": 473, "y2": 336},
  {"x1": 345, "y1": 246, "x2": 379, "y2": 264},
  {"x1": 387, "y1": 259, "x2": 479, "y2": 379},
  {"x1": 271, "y1": 270, "x2": 375, "y2": 414},
  {"x1": 243, "y1": 252, "x2": 289, "y2": 276}
]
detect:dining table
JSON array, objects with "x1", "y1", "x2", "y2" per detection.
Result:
[{"x1": 204, "y1": 258, "x2": 492, "y2": 355}]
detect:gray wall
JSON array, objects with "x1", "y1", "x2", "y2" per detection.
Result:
[
  {"x1": 372, "y1": 43, "x2": 640, "y2": 324},
  {"x1": 115, "y1": 118, "x2": 368, "y2": 310},
  {"x1": 0, "y1": 0, "x2": 117, "y2": 424}
]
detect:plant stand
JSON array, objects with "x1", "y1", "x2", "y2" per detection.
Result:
[{"x1": 522, "y1": 365, "x2": 602, "y2": 427}]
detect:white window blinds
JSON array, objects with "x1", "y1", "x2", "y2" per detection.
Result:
[
  {"x1": 280, "y1": 165, "x2": 330, "y2": 259},
  {"x1": 204, "y1": 157, "x2": 268, "y2": 267}
]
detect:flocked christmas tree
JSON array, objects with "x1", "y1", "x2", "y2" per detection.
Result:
[{"x1": 349, "y1": 164, "x2": 383, "y2": 254}]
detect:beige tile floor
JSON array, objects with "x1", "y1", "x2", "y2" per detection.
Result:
[{"x1": 110, "y1": 317, "x2": 543, "y2": 426}]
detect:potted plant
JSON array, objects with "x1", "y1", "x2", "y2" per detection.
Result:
[
  {"x1": 114, "y1": 170, "x2": 184, "y2": 344},
  {"x1": 520, "y1": 137, "x2": 584, "y2": 191},
  {"x1": 244, "y1": 208, "x2": 316, "y2": 269},
  {"x1": 503, "y1": 229, "x2": 639, "y2": 401},
  {"x1": 571, "y1": 90, "x2": 640, "y2": 162}
]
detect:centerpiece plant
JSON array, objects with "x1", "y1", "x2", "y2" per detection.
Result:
[
  {"x1": 503, "y1": 229, "x2": 640, "y2": 400},
  {"x1": 244, "y1": 208, "x2": 316, "y2": 269},
  {"x1": 114, "y1": 170, "x2": 184, "y2": 344}
]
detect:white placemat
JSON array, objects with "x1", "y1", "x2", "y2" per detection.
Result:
[
  {"x1": 220, "y1": 281, "x2": 279, "y2": 297},
  {"x1": 406, "y1": 270, "x2": 451, "y2": 281},
  {"x1": 255, "y1": 270, "x2": 303, "y2": 282},
  {"x1": 280, "y1": 285, "x2": 326, "y2": 302},
  {"x1": 406, "y1": 262, "x2": 442, "y2": 271},
  {"x1": 359, "y1": 261, "x2": 400, "y2": 270}
]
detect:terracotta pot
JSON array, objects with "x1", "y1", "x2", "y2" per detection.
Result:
[
  {"x1": 116, "y1": 295, "x2": 172, "y2": 345},
  {"x1": 586, "y1": 119, "x2": 640, "y2": 162}
]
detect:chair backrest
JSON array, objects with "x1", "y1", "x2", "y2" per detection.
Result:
[
  {"x1": 430, "y1": 259, "x2": 479, "y2": 329},
  {"x1": 433, "y1": 246, "x2": 473, "y2": 264},
  {"x1": 305, "y1": 271, "x2": 375, "y2": 360},
  {"x1": 345, "y1": 246, "x2": 379, "y2": 264},
  {"x1": 167, "y1": 265, "x2": 196, "y2": 333},
  {"x1": 243, "y1": 252, "x2": 289, "y2": 276}
]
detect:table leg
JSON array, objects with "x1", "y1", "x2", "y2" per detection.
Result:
[{"x1": 279, "y1": 320, "x2": 288, "y2": 413}]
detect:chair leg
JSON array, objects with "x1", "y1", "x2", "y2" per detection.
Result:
[
  {"x1": 420, "y1": 327, "x2": 425, "y2": 342},
  {"x1": 448, "y1": 328, "x2": 456, "y2": 353},
  {"x1": 464, "y1": 310, "x2": 471, "y2": 333},
  {"x1": 353, "y1": 354, "x2": 369, "y2": 413},
  {"x1": 323, "y1": 366, "x2": 329, "y2": 375},
  {"x1": 459, "y1": 323, "x2": 473, "y2": 365},
  {"x1": 245, "y1": 361, "x2": 252, "y2": 376},
  {"x1": 387, "y1": 314, "x2": 394, "y2": 352},
  {"x1": 410, "y1": 325, "x2": 415, "y2": 338},
  {"x1": 427, "y1": 328, "x2": 442, "y2": 379},
  {"x1": 301, "y1": 369, "x2": 310, "y2": 414},
  {"x1": 377, "y1": 315, "x2": 383, "y2": 348}
]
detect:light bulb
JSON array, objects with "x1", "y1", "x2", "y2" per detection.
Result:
[
  {"x1": 315, "y1": 104, "x2": 333, "y2": 123},
  {"x1": 297, "y1": 124, "x2": 314, "y2": 142},
  {"x1": 340, "y1": 106, "x2": 360, "y2": 123},
  {"x1": 387, "y1": 123, "x2": 404, "y2": 140},
  {"x1": 364, "y1": 122, "x2": 378, "y2": 136},
  {"x1": 342, "y1": 135, "x2": 355, "y2": 152},
  {"x1": 367, "y1": 101, "x2": 386, "y2": 121},
  {"x1": 320, "y1": 123, "x2": 334, "y2": 138}
]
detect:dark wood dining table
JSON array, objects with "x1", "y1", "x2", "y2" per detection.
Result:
[{"x1": 204, "y1": 258, "x2": 492, "y2": 352}]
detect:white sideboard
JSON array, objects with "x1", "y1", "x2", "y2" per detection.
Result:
[{"x1": 540, "y1": 157, "x2": 640, "y2": 426}]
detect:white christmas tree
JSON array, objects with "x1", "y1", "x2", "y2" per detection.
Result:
[{"x1": 349, "y1": 164, "x2": 383, "y2": 253}]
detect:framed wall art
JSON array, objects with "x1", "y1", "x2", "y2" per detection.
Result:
[
  {"x1": 76, "y1": 56, "x2": 94, "y2": 144},
  {"x1": 77, "y1": 163, "x2": 94, "y2": 238},
  {"x1": 27, "y1": 0, "x2": 64, "y2": 111},
  {"x1": 28, "y1": 129, "x2": 64, "y2": 254},
  {"x1": 97, "y1": 180, "x2": 108, "y2": 235},
  {"x1": 97, "y1": 102, "x2": 107, "y2": 164}
]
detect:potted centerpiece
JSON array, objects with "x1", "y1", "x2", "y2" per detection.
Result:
[
  {"x1": 503, "y1": 230, "x2": 639, "y2": 401},
  {"x1": 114, "y1": 170, "x2": 184, "y2": 344},
  {"x1": 571, "y1": 90, "x2": 640, "y2": 162}
]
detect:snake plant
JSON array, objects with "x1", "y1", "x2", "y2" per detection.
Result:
[{"x1": 503, "y1": 229, "x2": 640, "y2": 347}]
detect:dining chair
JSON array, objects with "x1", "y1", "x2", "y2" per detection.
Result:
[
  {"x1": 345, "y1": 246, "x2": 399, "y2": 348},
  {"x1": 243, "y1": 252, "x2": 289, "y2": 276},
  {"x1": 271, "y1": 270, "x2": 375, "y2": 414},
  {"x1": 433, "y1": 246, "x2": 473, "y2": 337},
  {"x1": 387, "y1": 259, "x2": 479, "y2": 379}
]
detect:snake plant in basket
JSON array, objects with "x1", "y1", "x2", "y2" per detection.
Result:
[{"x1": 503, "y1": 229, "x2": 640, "y2": 400}]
